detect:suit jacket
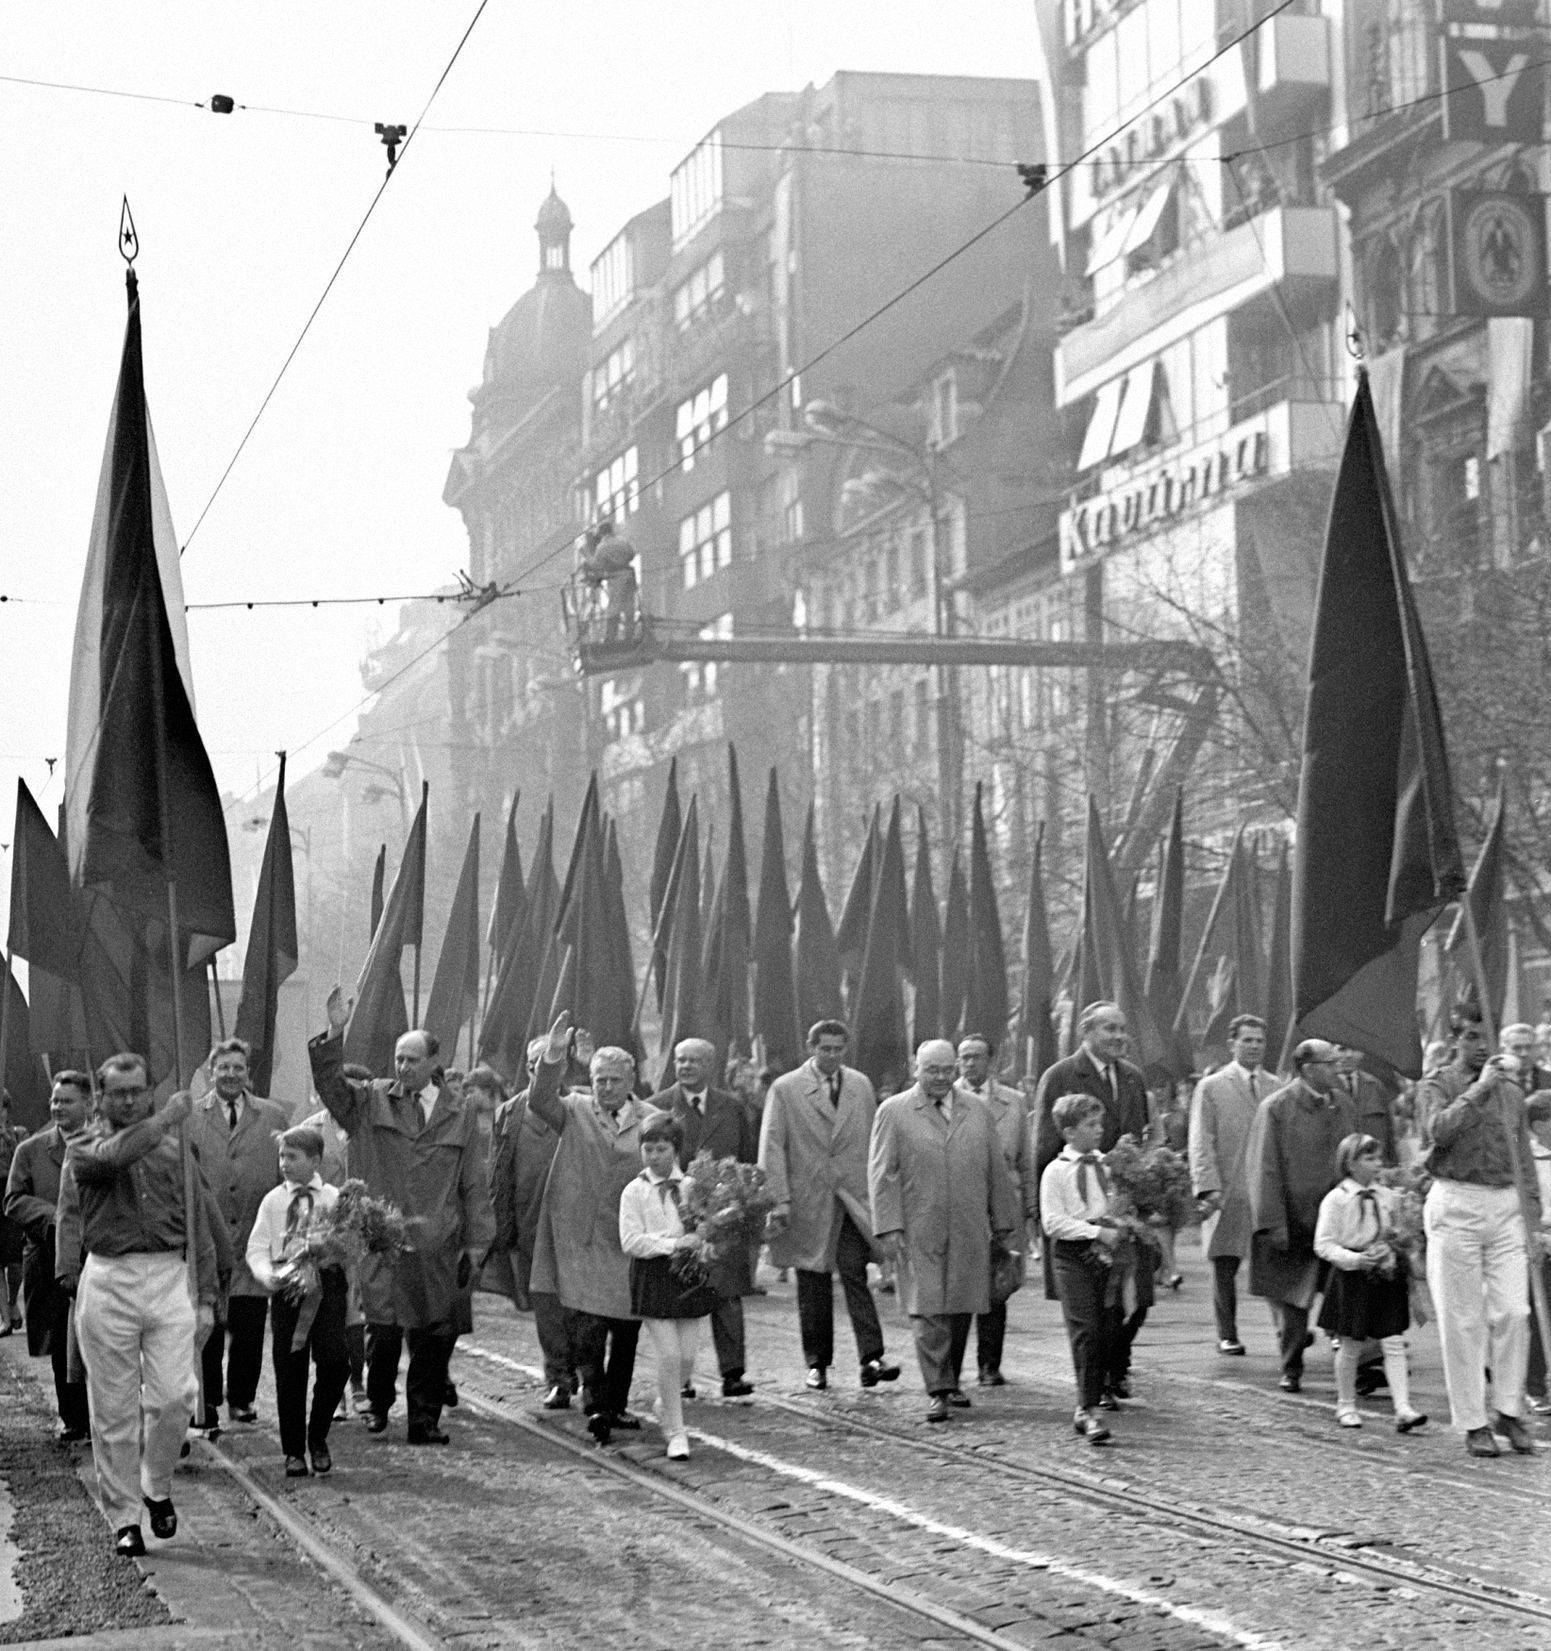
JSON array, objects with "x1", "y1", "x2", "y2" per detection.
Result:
[
  {"x1": 1335, "y1": 1070, "x2": 1397, "y2": 1165},
  {"x1": 1188, "y1": 1063, "x2": 1267, "y2": 1260},
  {"x1": 759, "y1": 1059, "x2": 878, "y2": 1273},
  {"x1": 659, "y1": 1081, "x2": 760, "y2": 1296},
  {"x1": 187, "y1": 1089, "x2": 291, "y2": 1297},
  {"x1": 4, "y1": 1124, "x2": 73, "y2": 1356},
  {"x1": 955, "y1": 1077, "x2": 1038, "y2": 1220}
]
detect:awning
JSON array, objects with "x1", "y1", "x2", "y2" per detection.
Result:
[
  {"x1": 1108, "y1": 360, "x2": 1156, "y2": 458},
  {"x1": 1120, "y1": 178, "x2": 1175, "y2": 259},
  {"x1": 1085, "y1": 200, "x2": 1140, "y2": 276},
  {"x1": 1077, "y1": 376, "x2": 1125, "y2": 469}
]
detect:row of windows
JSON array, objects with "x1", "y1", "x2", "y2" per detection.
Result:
[
  {"x1": 593, "y1": 338, "x2": 635, "y2": 411},
  {"x1": 676, "y1": 372, "x2": 728, "y2": 469},
  {"x1": 842, "y1": 679, "x2": 935, "y2": 766},
  {"x1": 671, "y1": 131, "x2": 724, "y2": 249},
  {"x1": 594, "y1": 446, "x2": 639, "y2": 523},
  {"x1": 598, "y1": 612, "x2": 732, "y2": 743},
  {"x1": 674, "y1": 251, "x2": 725, "y2": 331},
  {"x1": 680, "y1": 491, "x2": 732, "y2": 588},
  {"x1": 1080, "y1": 0, "x2": 1217, "y2": 154},
  {"x1": 591, "y1": 233, "x2": 634, "y2": 329}
]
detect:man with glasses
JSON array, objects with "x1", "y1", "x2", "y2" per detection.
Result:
[{"x1": 1245, "y1": 1039, "x2": 1356, "y2": 1393}]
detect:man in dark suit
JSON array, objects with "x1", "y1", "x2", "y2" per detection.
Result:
[
  {"x1": 1032, "y1": 1002, "x2": 1152, "y2": 1397},
  {"x1": 3, "y1": 1071, "x2": 93, "y2": 1440},
  {"x1": 657, "y1": 1037, "x2": 758, "y2": 1398},
  {"x1": 1332, "y1": 1045, "x2": 1399, "y2": 1165}
]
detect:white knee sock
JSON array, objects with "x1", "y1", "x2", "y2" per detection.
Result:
[{"x1": 1382, "y1": 1337, "x2": 1414, "y2": 1416}]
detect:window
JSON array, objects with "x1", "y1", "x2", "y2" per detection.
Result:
[
  {"x1": 673, "y1": 251, "x2": 726, "y2": 330},
  {"x1": 671, "y1": 130, "x2": 724, "y2": 248},
  {"x1": 914, "y1": 678, "x2": 932, "y2": 755},
  {"x1": 593, "y1": 339, "x2": 635, "y2": 412},
  {"x1": 888, "y1": 687, "x2": 905, "y2": 748},
  {"x1": 909, "y1": 527, "x2": 929, "y2": 597},
  {"x1": 682, "y1": 613, "x2": 731, "y2": 702},
  {"x1": 601, "y1": 674, "x2": 644, "y2": 742},
  {"x1": 931, "y1": 371, "x2": 958, "y2": 446},
  {"x1": 679, "y1": 491, "x2": 732, "y2": 588},
  {"x1": 675, "y1": 373, "x2": 729, "y2": 469},
  {"x1": 594, "y1": 446, "x2": 639, "y2": 522},
  {"x1": 591, "y1": 233, "x2": 634, "y2": 329},
  {"x1": 781, "y1": 465, "x2": 804, "y2": 544}
]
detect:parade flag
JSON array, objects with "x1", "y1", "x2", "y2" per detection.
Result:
[
  {"x1": 852, "y1": 799, "x2": 911, "y2": 1091},
  {"x1": 1175, "y1": 824, "x2": 1247, "y2": 1043},
  {"x1": 486, "y1": 793, "x2": 525, "y2": 958},
  {"x1": 965, "y1": 783, "x2": 1008, "y2": 1048},
  {"x1": 1012, "y1": 823, "x2": 1057, "y2": 1081},
  {"x1": 700, "y1": 826, "x2": 717, "y2": 942},
  {"x1": 479, "y1": 801, "x2": 555, "y2": 1074},
  {"x1": 1293, "y1": 372, "x2": 1466, "y2": 1075},
  {"x1": 1444, "y1": 776, "x2": 1508, "y2": 1022},
  {"x1": 659, "y1": 801, "x2": 705, "y2": 1080},
  {"x1": 549, "y1": 803, "x2": 634, "y2": 1052},
  {"x1": 2, "y1": 963, "x2": 49, "y2": 1129},
  {"x1": 1078, "y1": 797, "x2": 1168, "y2": 1073},
  {"x1": 648, "y1": 759, "x2": 683, "y2": 1011},
  {"x1": 794, "y1": 804, "x2": 842, "y2": 1037},
  {"x1": 369, "y1": 844, "x2": 386, "y2": 939},
  {"x1": 908, "y1": 805, "x2": 943, "y2": 1050},
  {"x1": 602, "y1": 814, "x2": 639, "y2": 1050},
  {"x1": 836, "y1": 806, "x2": 879, "y2": 1002},
  {"x1": 9, "y1": 780, "x2": 84, "y2": 983},
  {"x1": 232, "y1": 755, "x2": 298, "y2": 1093},
  {"x1": 751, "y1": 770, "x2": 800, "y2": 1074},
  {"x1": 425, "y1": 813, "x2": 481, "y2": 1060},
  {"x1": 940, "y1": 847, "x2": 971, "y2": 1041},
  {"x1": 1145, "y1": 789, "x2": 1194, "y2": 1078},
  {"x1": 701, "y1": 745, "x2": 752, "y2": 1054},
  {"x1": 1263, "y1": 839, "x2": 1294, "y2": 1071},
  {"x1": 346, "y1": 786, "x2": 426, "y2": 1072}
]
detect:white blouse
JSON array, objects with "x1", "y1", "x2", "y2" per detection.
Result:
[
  {"x1": 618, "y1": 1167, "x2": 688, "y2": 1259},
  {"x1": 1313, "y1": 1177, "x2": 1397, "y2": 1272}
]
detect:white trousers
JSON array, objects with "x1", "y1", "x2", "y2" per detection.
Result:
[
  {"x1": 75, "y1": 1253, "x2": 198, "y2": 1531},
  {"x1": 1424, "y1": 1180, "x2": 1529, "y2": 1432},
  {"x1": 642, "y1": 1317, "x2": 702, "y2": 1443}
]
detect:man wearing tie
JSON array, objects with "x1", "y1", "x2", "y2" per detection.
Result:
[
  {"x1": 872, "y1": 1041, "x2": 1022, "y2": 1422},
  {"x1": 955, "y1": 1033, "x2": 1036, "y2": 1385},
  {"x1": 1189, "y1": 1015, "x2": 1268, "y2": 1355},
  {"x1": 657, "y1": 1037, "x2": 759, "y2": 1398},
  {"x1": 187, "y1": 1038, "x2": 288, "y2": 1429},
  {"x1": 1332, "y1": 1045, "x2": 1398, "y2": 1165},
  {"x1": 760, "y1": 1020, "x2": 900, "y2": 1391}
]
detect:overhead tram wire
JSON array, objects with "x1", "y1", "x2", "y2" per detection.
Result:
[{"x1": 176, "y1": 0, "x2": 492, "y2": 557}]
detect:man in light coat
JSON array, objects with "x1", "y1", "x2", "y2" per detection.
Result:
[
  {"x1": 1189, "y1": 1014, "x2": 1268, "y2": 1355},
  {"x1": 955, "y1": 1033, "x2": 1036, "y2": 1385},
  {"x1": 760, "y1": 1019, "x2": 900, "y2": 1390},
  {"x1": 873, "y1": 1040, "x2": 1022, "y2": 1422},
  {"x1": 310, "y1": 996, "x2": 494, "y2": 1445},
  {"x1": 186, "y1": 1038, "x2": 289, "y2": 1428}
]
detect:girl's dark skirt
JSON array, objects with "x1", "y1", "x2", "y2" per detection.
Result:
[
  {"x1": 1317, "y1": 1263, "x2": 1410, "y2": 1341},
  {"x1": 629, "y1": 1255, "x2": 716, "y2": 1320}
]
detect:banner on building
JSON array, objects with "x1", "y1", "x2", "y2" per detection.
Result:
[
  {"x1": 1439, "y1": 35, "x2": 1543, "y2": 144},
  {"x1": 1438, "y1": 1, "x2": 1539, "y2": 26},
  {"x1": 1447, "y1": 189, "x2": 1549, "y2": 318}
]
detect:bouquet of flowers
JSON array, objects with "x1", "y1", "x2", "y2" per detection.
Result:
[
  {"x1": 1378, "y1": 1164, "x2": 1433, "y2": 1326},
  {"x1": 1105, "y1": 1134, "x2": 1195, "y2": 1232},
  {"x1": 274, "y1": 1179, "x2": 415, "y2": 1306},
  {"x1": 672, "y1": 1153, "x2": 778, "y2": 1282}
]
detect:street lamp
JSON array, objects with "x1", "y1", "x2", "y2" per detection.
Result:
[{"x1": 322, "y1": 749, "x2": 409, "y2": 833}]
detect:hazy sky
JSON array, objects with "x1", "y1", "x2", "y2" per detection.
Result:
[{"x1": 0, "y1": 1, "x2": 1043, "y2": 921}]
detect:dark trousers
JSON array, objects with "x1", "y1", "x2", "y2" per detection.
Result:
[
  {"x1": 51, "y1": 1331, "x2": 89, "y2": 1430},
  {"x1": 1212, "y1": 1256, "x2": 1241, "y2": 1343},
  {"x1": 795, "y1": 1212, "x2": 884, "y2": 1371},
  {"x1": 976, "y1": 1302, "x2": 1006, "y2": 1374},
  {"x1": 572, "y1": 1313, "x2": 640, "y2": 1417},
  {"x1": 710, "y1": 1295, "x2": 746, "y2": 1378},
  {"x1": 271, "y1": 1273, "x2": 350, "y2": 1459},
  {"x1": 531, "y1": 1290, "x2": 576, "y2": 1390},
  {"x1": 1271, "y1": 1300, "x2": 1310, "y2": 1378},
  {"x1": 366, "y1": 1321, "x2": 456, "y2": 1431},
  {"x1": 1052, "y1": 1243, "x2": 1119, "y2": 1410},
  {"x1": 344, "y1": 1321, "x2": 365, "y2": 1387},
  {"x1": 1527, "y1": 1257, "x2": 1551, "y2": 1398},
  {"x1": 202, "y1": 1294, "x2": 269, "y2": 1412},
  {"x1": 911, "y1": 1313, "x2": 971, "y2": 1394}
]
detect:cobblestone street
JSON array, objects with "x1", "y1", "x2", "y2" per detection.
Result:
[{"x1": 3, "y1": 1235, "x2": 1546, "y2": 1650}]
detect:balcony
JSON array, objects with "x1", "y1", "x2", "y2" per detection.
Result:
[
  {"x1": 1057, "y1": 206, "x2": 1339, "y2": 405},
  {"x1": 1254, "y1": 14, "x2": 1330, "y2": 128}
]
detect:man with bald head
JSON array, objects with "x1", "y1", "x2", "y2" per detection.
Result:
[
  {"x1": 311, "y1": 993, "x2": 495, "y2": 1444},
  {"x1": 656, "y1": 1037, "x2": 759, "y2": 1398},
  {"x1": 870, "y1": 1040, "x2": 1022, "y2": 1423},
  {"x1": 1245, "y1": 1039, "x2": 1356, "y2": 1392}
]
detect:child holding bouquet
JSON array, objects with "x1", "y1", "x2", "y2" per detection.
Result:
[
  {"x1": 1314, "y1": 1133, "x2": 1427, "y2": 1434},
  {"x1": 246, "y1": 1127, "x2": 352, "y2": 1477},
  {"x1": 618, "y1": 1115, "x2": 716, "y2": 1461}
]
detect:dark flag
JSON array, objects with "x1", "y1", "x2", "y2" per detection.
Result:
[
  {"x1": 479, "y1": 801, "x2": 556, "y2": 1076},
  {"x1": 1293, "y1": 372, "x2": 1466, "y2": 1075},
  {"x1": 602, "y1": 814, "x2": 639, "y2": 1054},
  {"x1": 836, "y1": 806, "x2": 879, "y2": 1006},
  {"x1": 2, "y1": 964, "x2": 50, "y2": 1130},
  {"x1": 1079, "y1": 797, "x2": 1168, "y2": 1073},
  {"x1": 648, "y1": 759, "x2": 683, "y2": 1011},
  {"x1": 751, "y1": 769, "x2": 800, "y2": 1074},
  {"x1": 1263, "y1": 839, "x2": 1294, "y2": 1072},
  {"x1": 1444, "y1": 775, "x2": 1508, "y2": 1022},
  {"x1": 794, "y1": 804, "x2": 842, "y2": 1035},
  {"x1": 549, "y1": 804, "x2": 634, "y2": 1053},
  {"x1": 701, "y1": 745, "x2": 752, "y2": 1055},
  {"x1": 908, "y1": 805, "x2": 943, "y2": 1050},
  {"x1": 1012, "y1": 823, "x2": 1057, "y2": 1081},
  {"x1": 9, "y1": 788, "x2": 90, "y2": 1060},
  {"x1": 851, "y1": 800, "x2": 911, "y2": 1092},
  {"x1": 486, "y1": 793, "x2": 525, "y2": 959},
  {"x1": 659, "y1": 801, "x2": 705, "y2": 1082},
  {"x1": 346, "y1": 787, "x2": 427, "y2": 1073},
  {"x1": 232, "y1": 754, "x2": 299, "y2": 1093},
  {"x1": 369, "y1": 845, "x2": 386, "y2": 940},
  {"x1": 1175, "y1": 824, "x2": 1246, "y2": 1046},
  {"x1": 940, "y1": 847, "x2": 971, "y2": 1042},
  {"x1": 425, "y1": 813, "x2": 482, "y2": 1061},
  {"x1": 1145, "y1": 789, "x2": 1193, "y2": 1079},
  {"x1": 964, "y1": 783, "x2": 1008, "y2": 1048}
]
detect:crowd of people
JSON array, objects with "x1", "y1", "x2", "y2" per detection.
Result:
[{"x1": 2, "y1": 994, "x2": 1548, "y2": 1557}]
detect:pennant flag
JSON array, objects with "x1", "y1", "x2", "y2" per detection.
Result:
[
  {"x1": 751, "y1": 770, "x2": 800, "y2": 1074},
  {"x1": 1293, "y1": 372, "x2": 1465, "y2": 1075},
  {"x1": 9, "y1": 780, "x2": 85, "y2": 985},
  {"x1": 346, "y1": 786, "x2": 427, "y2": 1073},
  {"x1": 424, "y1": 813, "x2": 482, "y2": 1061},
  {"x1": 602, "y1": 814, "x2": 639, "y2": 1054},
  {"x1": 369, "y1": 844, "x2": 386, "y2": 940},
  {"x1": 659, "y1": 800, "x2": 705, "y2": 1081},
  {"x1": 908, "y1": 805, "x2": 943, "y2": 1050},
  {"x1": 851, "y1": 799, "x2": 911, "y2": 1092},
  {"x1": 479, "y1": 800, "x2": 556, "y2": 1076},
  {"x1": 1262, "y1": 839, "x2": 1294, "y2": 1072},
  {"x1": 836, "y1": 806, "x2": 879, "y2": 1005},
  {"x1": 701, "y1": 745, "x2": 752, "y2": 1056},
  {"x1": 486, "y1": 793, "x2": 525, "y2": 957},
  {"x1": 940, "y1": 847, "x2": 971, "y2": 1042},
  {"x1": 232, "y1": 754, "x2": 299, "y2": 1094},
  {"x1": 964, "y1": 783, "x2": 1008, "y2": 1049},
  {"x1": 1445, "y1": 776, "x2": 1508, "y2": 1023},
  {"x1": 794, "y1": 804, "x2": 842, "y2": 1036},
  {"x1": 2, "y1": 963, "x2": 50, "y2": 1130},
  {"x1": 1175, "y1": 824, "x2": 1248, "y2": 1045},
  {"x1": 699, "y1": 825, "x2": 717, "y2": 944},
  {"x1": 548, "y1": 801, "x2": 635, "y2": 1053},
  {"x1": 1145, "y1": 789, "x2": 1194, "y2": 1078},
  {"x1": 1012, "y1": 823, "x2": 1058, "y2": 1081},
  {"x1": 1078, "y1": 797, "x2": 1168, "y2": 1074},
  {"x1": 648, "y1": 759, "x2": 683, "y2": 1011}
]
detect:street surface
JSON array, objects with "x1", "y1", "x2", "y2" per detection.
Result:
[{"x1": 2, "y1": 1232, "x2": 1546, "y2": 1650}]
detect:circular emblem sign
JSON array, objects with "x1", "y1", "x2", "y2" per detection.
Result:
[{"x1": 1460, "y1": 194, "x2": 1540, "y2": 309}]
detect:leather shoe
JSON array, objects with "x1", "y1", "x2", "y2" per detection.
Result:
[
  {"x1": 406, "y1": 1426, "x2": 450, "y2": 1446},
  {"x1": 1278, "y1": 1374, "x2": 1301, "y2": 1393},
  {"x1": 586, "y1": 1412, "x2": 612, "y2": 1446},
  {"x1": 1075, "y1": 1409, "x2": 1111, "y2": 1445},
  {"x1": 1355, "y1": 1365, "x2": 1387, "y2": 1396},
  {"x1": 1466, "y1": 1425, "x2": 1500, "y2": 1457},
  {"x1": 1217, "y1": 1339, "x2": 1246, "y2": 1356},
  {"x1": 1395, "y1": 1412, "x2": 1428, "y2": 1434},
  {"x1": 947, "y1": 1389, "x2": 971, "y2": 1409},
  {"x1": 680, "y1": 1383, "x2": 697, "y2": 1400},
  {"x1": 444, "y1": 1381, "x2": 459, "y2": 1409},
  {"x1": 721, "y1": 1376, "x2": 754, "y2": 1398},
  {"x1": 859, "y1": 1358, "x2": 901, "y2": 1387},
  {"x1": 926, "y1": 1395, "x2": 949, "y2": 1423},
  {"x1": 309, "y1": 1444, "x2": 332, "y2": 1476},
  {"x1": 143, "y1": 1496, "x2": 177, "y2": 1539},
  {"x1": 1496, "y1": 1413, "x2": 1536, "y2": 1455},
  {"x1": 228, "y1": 1404, "x2": 257, "y2": 1425},
  {"x1": 57, "y1": 1423, "x2": 91, "y2": 1444},
  {"x1": 541, "y1": 1384, "x2": 571, "y2": 1410},
  {"x1": 977, "y1": 1367, "x2": 1006, "y2": 1387},
  {"x1": 363, "y1": 1410, "x2": 389, "y2": 1434},
  {"x1": 284, "y1": 1456, "x2": 311, "y2": 1478},
  {"x1": 611, "y1": 1411, "x2": 643, "y2": 1431},
  {"x1": 1097, "y1": 1391, "x2": 1119, "y2": 1411},
  {"x1": 805, "y1": 1366, "x2": 828, "y2": 1391},
  {"x1": 115, "y1": 1525, "x2": 146, "y2": 1558},
  {"x1": 1108, "y1": 1376, "x2": 1132, "y2": 1400}
]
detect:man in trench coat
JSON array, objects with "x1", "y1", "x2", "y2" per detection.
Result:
[
  {"x1": 871, "y1": 1040, "x2": 1022, "y2": 1422},
  {"x1": 310, "y1": 993, "x2": 494, "y2": 1444},
  {"x1": 760, "y1": 1019, "x2": 900, "y2": 1389}
]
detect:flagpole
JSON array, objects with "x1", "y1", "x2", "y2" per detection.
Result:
[
  {"x1": 209, "y1": 957, "x2": 227, "y2": 1037},
  {"x1": 1458, "y1": 897, "x2": 1551, "y2": 1379},
  {"x1": 411, "y1": 944, "x2": 422, "y2": 1029}
]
